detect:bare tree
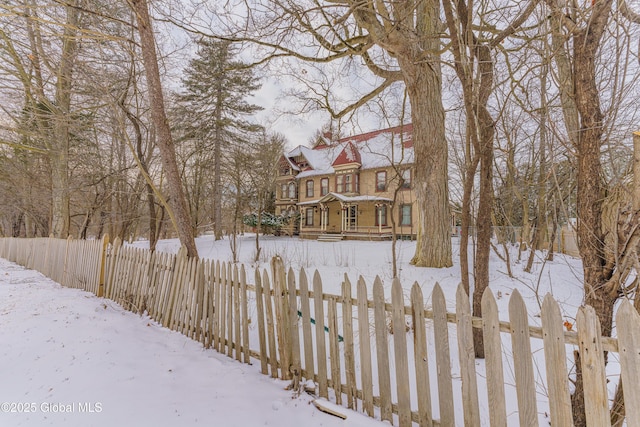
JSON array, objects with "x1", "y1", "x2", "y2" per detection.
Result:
[
  {"x1": 171, "y1": 0, "x2": 453, "y2": 268},
  {"x1": 128, "y1": 0, "x2": 197, "y2": 257},
  {"x1": 544, "y1": 0, "x2": 640, "y2": 424},
  {"x1": 442, "y1": 0, "x2": 538, "y2": 356},
  {"x1": 246, "y1": 132, "x2": 285, "y2": 262}
]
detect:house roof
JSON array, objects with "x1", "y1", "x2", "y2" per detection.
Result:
[
  {"x1": 278, "y1": 155, "x2": 300, "y2": 172},
  {"x1": 286, "y1": 124, "x2": 414, "y2": 179}
]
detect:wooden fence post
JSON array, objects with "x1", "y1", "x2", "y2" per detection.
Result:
[
  {"x1": 219, "y1": 262, "x2": 228, "y2": 353},
  {"x1": 373, "y1": 276, "x2": 392, "y2": 423},
  {"x1": 577, "y1": 306, "x2": 611, "y2": 427},
  {"x1": 287, "y1": 267, "x2": 302, "y2": 389},
  {"x1": 313, "y1": 270, "x2": 328, "y2": 398},
  {"x1": 411, "y1": 283, "x2": 433, "y2": 427},
  {"x1": 508, "y1": 290, "x2": 538, "y2": 427},
  {"x1": 341, "y1": 275, "x2": 357, "y2": 410},
  {"x1": 455, "y1": 284, "x2": 480, "y2": 426},
  {"x1": 432, "y1": 283, "x2": 455, "y2": 427},
  {"x1": 391, "y1": 278, "x2": 411, "y2": 427},
  {"x1": 263, "y1": 270, "x2": 279, "y2": 378},
  {"x1": 271, "y1": 256, "x2": 292, "y2": 380},
  {"x1": 240, "y1": 265, "x2": 251, "y2": 364},
  {"x1": 97, "y1": 234, "x2": 109, "y2": 297},
  {"x1": 357, "y1": 276, "x2": 374, "y2": 417},
  {"x1": 617, "y1": 299, "x2": 640, "y2": 427},
  {"x1": 481, "y1": 289, "x2": 507, "y2": 427},
  {"x1": 62, "y1": 235, "x2": 73, "y2": 287},
  {"x1": 227, "y1": 262, "x2": 234, "y2": 358},
  {"x1": 299, "y1": 268, "x2": 315, "y2": 382},
  {"x1": 541, "y1": 294, "x2": 573, "y2": 426},
  {"x1": 328, "y1": 297, "x2": 341, "y2": 405},
  {"x1": 234, "y1": 264, "x2": 242, "y2": 361},
  {"x1": 254, "y1": 268, "x2": 269, "y2": 375}
]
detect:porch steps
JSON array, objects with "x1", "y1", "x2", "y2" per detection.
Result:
[{"x1": 317, "y1": 234, "x2": 344, "y2": 242}]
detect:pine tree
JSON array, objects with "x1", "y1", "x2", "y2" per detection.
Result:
[{"x1": 175, "y1": 39, "x2": 264, "y2": 240}]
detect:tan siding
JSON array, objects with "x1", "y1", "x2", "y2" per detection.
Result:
[{"x1": 275, "y1": 162, "x2": 418, "y2": 238}]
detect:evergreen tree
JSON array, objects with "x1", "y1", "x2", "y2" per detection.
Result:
[{"x1": 175, "y1": 39, "x2": 264, "y2": 240}]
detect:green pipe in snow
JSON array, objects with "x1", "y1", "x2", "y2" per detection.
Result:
[{"x1": 297, "y1": 310, "x2": 343, "y2": 342}]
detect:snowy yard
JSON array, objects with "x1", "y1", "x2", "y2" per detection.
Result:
[
  {"x1": 0, "y1": 257, "x2": 384, "y2": 427},
  {"x1": 1, "y1": 234, "x2": 596, "y2": 426},
  {"x1": 151, "y1": 234, "x2": 587, "y2": 323}
]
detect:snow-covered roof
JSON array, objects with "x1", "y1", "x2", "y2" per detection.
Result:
[
  {"x1": 285, "y1": 124, "x2": 414, "y2": 179},
  {"x1": 279, "y1": 155, "x2": 300, "y2": 171}
]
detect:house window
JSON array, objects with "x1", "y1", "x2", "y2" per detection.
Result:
[
  {"x1": 306, "y1": 180, "x2": 314, "y2": 197},
  {"x1": 400, "y1": 204, "x2": 412, "y2": 226},
  {"x1": 376, "y1": 171, "x2": 386, "y2": 192},
  {"x1": 320, "y1": 178, "x2": 329, "y2": 196},
  {"x1": 281, "y1": 184, "x2": 288, "y2": 199},
  {"x1": 345, "y1": 174, "x2": 352, "y2": 192},
  {"x1": 375, "y1": 205, "x2": 387, "y2": 226},
  {"x1": 401, "y1": 169, "x2": 411, "y2": 189},
  {"x1": 288, "y1": 182, "x2": 296, "y2": 199},
  {"x1": 305, "y1": 208, "x2": 314, "y2": 226},
  {"x1": 336, "y1": 175, "x2": 344, "y2": 193}
]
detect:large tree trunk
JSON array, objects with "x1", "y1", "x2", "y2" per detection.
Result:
[
  {"x1": 472, "y1": 101, "x2": 495, "y2": 358},
  {"x1": 352, "y1": 0, "x2": 452, "y2": 268},
  {"x1": 213, "y1": 85, "x2": 224, "y2": 241},
  {"x1": 49, "y1": 0, "x2": 79, "y2": 238},
  {"x1": 406, "y1": 0, "x2": 452, "y2": 268},
  {"x1": 573, "y1": 18, "x2": 614, "y2": 335},
  {"x1": 131, "y1": 0, "x2": 198, "y2": 257},
  {"x1": 50, "y1": 153, "x2": 70, "y2": 238},
  {"x1": 408, "y1": 71, "x2": 452, "y2": 268},
  {"x1": 547, "y1": 1, "x2": 615, "y2": 424}
]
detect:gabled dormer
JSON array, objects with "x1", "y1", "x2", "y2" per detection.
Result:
[
  {"x1": 286, "y1": 146, "x2": 317, "y2": 172},
  {"x1": 277, "y1": 155, "x2": 299, "y2": 177},
  {"x1": 332, "y1": 141, "x2": 361, "y2": 169},
  {"x1": 312, "y1": 131, "x2": 333, "y2": 149},
  {"x1": 292, "y1": 154, "x2": 311, "y2": 170}
]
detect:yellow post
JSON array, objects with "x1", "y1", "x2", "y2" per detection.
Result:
[
  {"x1": 62, "y1": 235, "x2": 73, "y2": 287},
  {"x1": 97, "y1": 234, "x2": 109, "y2": 297}
]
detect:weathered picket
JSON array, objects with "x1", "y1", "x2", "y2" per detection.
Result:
[{"x1": 3, "y1": 236, "x2": 640, "y2": 427}]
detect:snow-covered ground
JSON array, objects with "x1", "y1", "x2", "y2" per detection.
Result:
[
  {"x1": 1, "y1": 234, "x2": 589, "y2": 426},
  {"x1": 148, "y1": 234, "x2": 586, "y2": 324},
  {"x1": 0, "y1": 257, "x2": 385, "y2": 427}
]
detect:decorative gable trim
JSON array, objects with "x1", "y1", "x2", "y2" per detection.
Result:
[{"x1": 332, "y1": 141, "x2": 361, "y2": 168}]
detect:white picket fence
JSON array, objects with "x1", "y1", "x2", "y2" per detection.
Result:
[{"x1": 1, "y1": 236, "x2": 639, "y2": 426}]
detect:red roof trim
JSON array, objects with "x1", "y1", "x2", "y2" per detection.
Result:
[
  {"x1": 332, "y1": 141, "x2": 362, "y2": 166},
  {"x1": 312, "y1": 123, "x2": 413, "y2": 150},
  {"x1": 336, "y1": 123, "x2": 412, "y2": 145}
]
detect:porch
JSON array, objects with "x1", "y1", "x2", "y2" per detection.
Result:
[{"x1": 298, "y1": 192, "x2": 400, "y2": 241}]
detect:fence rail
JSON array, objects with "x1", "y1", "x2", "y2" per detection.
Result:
[{"x1": 1, "y1": 236, "x2": 639, "y2": 426}]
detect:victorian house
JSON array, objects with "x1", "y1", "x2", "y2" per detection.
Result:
[{"x1": 275, "y1": 124, "x2": 417, "y2": 240}]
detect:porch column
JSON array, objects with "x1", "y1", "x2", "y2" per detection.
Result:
[
  {"x1": 323, "y1": 207, "x2": 329, "y2": 231},
  {"x1": 340, "y1": 203, "x2": 346, "y2": 232},
  {"x1": 318, "y1": 205, "x2": 323, "y2": 231}
]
